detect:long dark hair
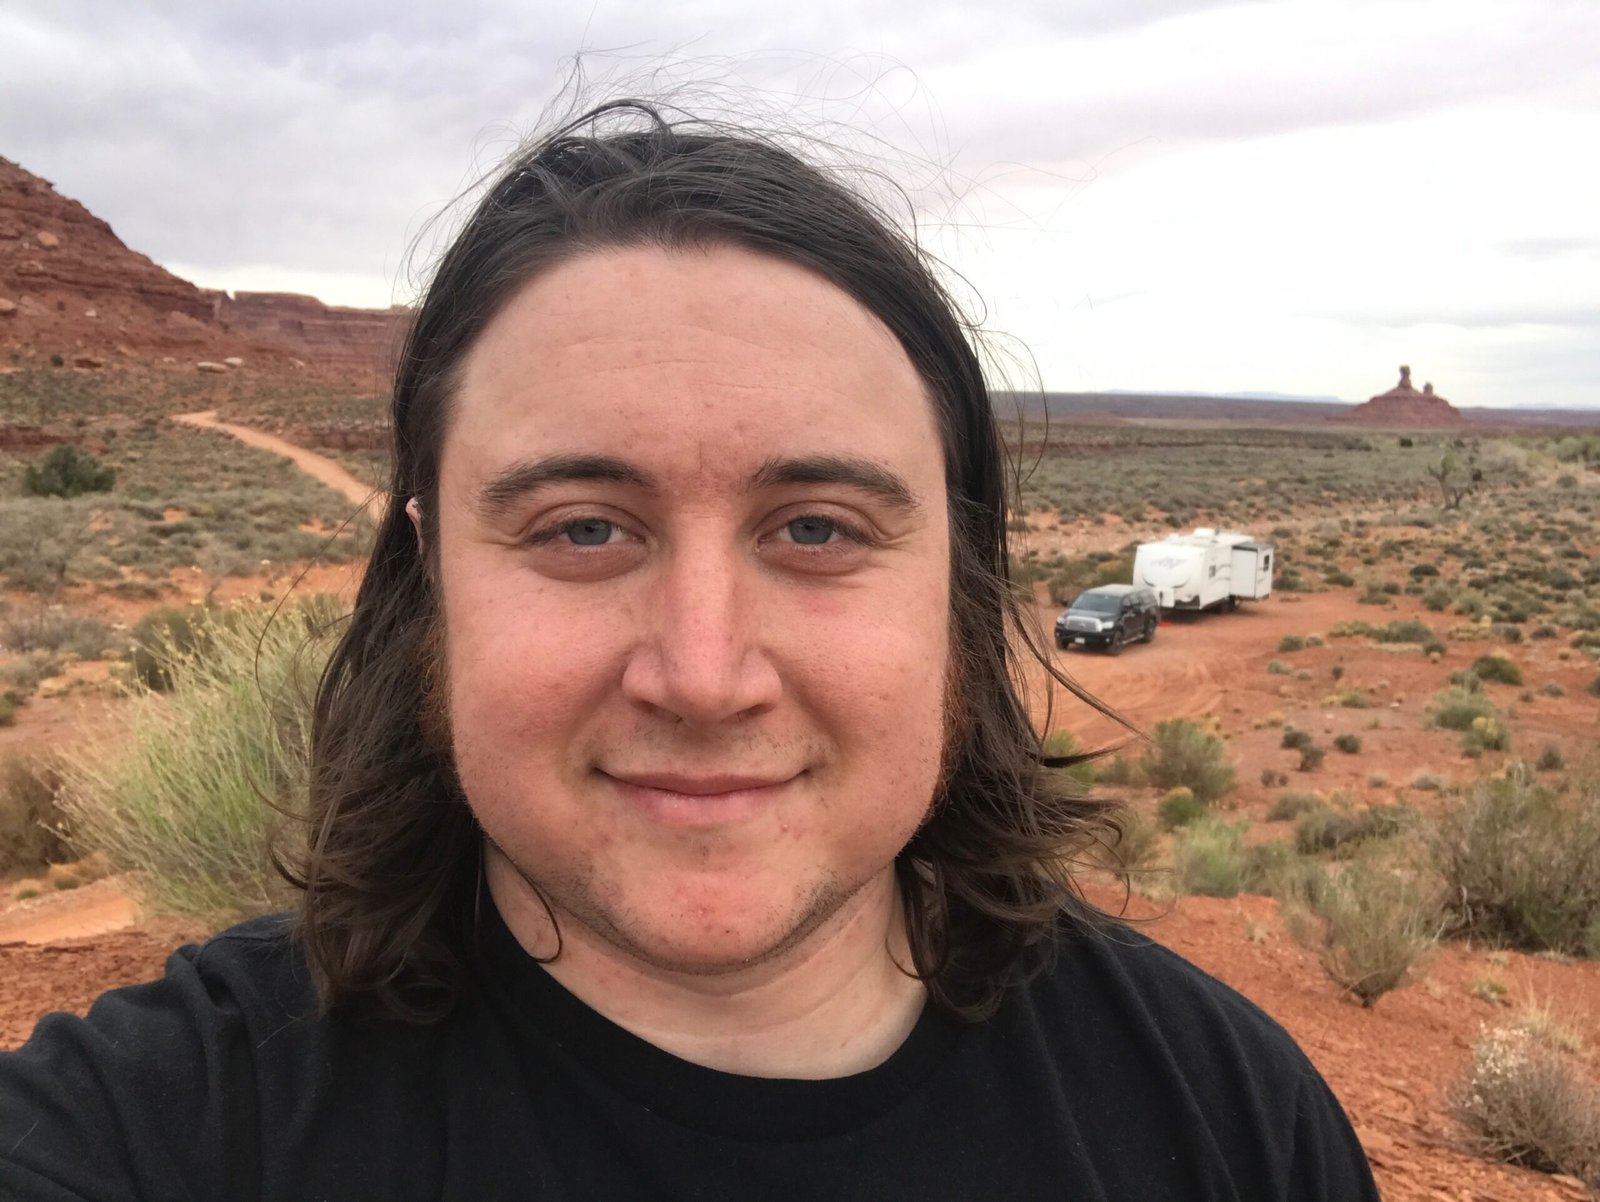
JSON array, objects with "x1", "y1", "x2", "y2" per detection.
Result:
[{"x1": 285, "y1": 99, "x2": 1127, "y2": 1023}]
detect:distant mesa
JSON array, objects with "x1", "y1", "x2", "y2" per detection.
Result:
[
  {"x1": 1339, "y1": 365, "x2": 1464, "y2": 426},
  {"x1": 0, "y1": 154, "x2": 409, "y2": 382}
]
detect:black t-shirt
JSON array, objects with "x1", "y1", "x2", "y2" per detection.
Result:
[{"x1": 0, "y1": 906, "x2": 1378, "y2": 1200}]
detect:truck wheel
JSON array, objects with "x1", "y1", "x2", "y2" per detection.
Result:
[{"x1": 1108, "y1": 629, "x2": 1124, "y2": 656}]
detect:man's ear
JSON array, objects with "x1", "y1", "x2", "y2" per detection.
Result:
[{"x1": 405, "y1": 497, "x2": 425, "y2": 552}]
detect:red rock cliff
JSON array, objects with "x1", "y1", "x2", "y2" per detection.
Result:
[
  {"x1": 0, "y1": 154, "x2": 406, "y2": 376},
  {"x1": 210, "y1": 291, "x2": 409, "y2": 375}
]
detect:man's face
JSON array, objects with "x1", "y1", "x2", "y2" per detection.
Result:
[{"x1": 435, "y1": 244, "x2": 951, "y2": 976}]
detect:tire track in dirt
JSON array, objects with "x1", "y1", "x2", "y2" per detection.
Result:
[{"x1": 172, "y1": 410, "x2": 390, "y2": 526}]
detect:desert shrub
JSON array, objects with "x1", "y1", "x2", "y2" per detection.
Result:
[
  {"x1": 1277, "y1": 634, "x2": 1306, "y2": 653},
  {"x1": 0, "y1": 752, "x2": 70, "y2": 871},
  {"x1": 1461, "y1": 715, "x2": 1511, "y2": 757},
  {"x1": 22, "y1": 445, "x2": 115, "y2": 498},
  {"x1": 1141, "y1": 719, "x2": 1235, "y2": 804},
  {"x1": 1429, "y1": 769, "x2": 1600, "y2": 957},
  {"x1": 1536, "y1": 745, "x2": 1565, "y2": 772},
  {"x1": 1410, "y1": 562, "x2": 1439, "y2": 579},
  {"x1": 1284, "y1": 855, "x2": 1438, "y2": 1007},
  {"x1": 0, "y1": 694, "x2": 15, "y2": 727},
  {"x1": 1298, "y1": 744, "x2": 1326, "y2": 773},
  {"x1": 1473, "y1": 654, "x2": 1524, "y2": 686},
  {"x1": 1281, "y1": 728, "x2": 1315, "y2": 751},
  {"x1": 1172, "y1": 817, "x2": 1252, "y2": 898},
  {"x1": 1295, "y1": 805, "x2": 1407, "y2": 855},
  {"x1": 128, "y1": 605, "x2": 222, "y2": 692},
  {"x1": 1540, "y1": 682, "x2": 1566, "y2": 698},
  {"x1": 1267, "y1": 790, "x2": 1322, "y2": 822},
  {"x1": 1259, "y1": 767, "x2": 1288, "y2": 788},
  {"x1": 1333, "y1": 733, "x2": 1362, "y2": 754},
  {"x1": 1094, "y1": 808, "x2": 1163, "y2": 878},
  {"x1": 1588, "y1": 674, "x2": 1600, "y2": 699},
  {"x1": 1333, "y1": 688, "x2": 1370, "y2": 709},
  {"x1": 1423, "y1": 639, "x2": 1447, "y2": 657},
  {"x1": 0, "y1": 605, "x2": 113, "y2": 658},
  {"x1": 1041, "y1": 729, "x2": 1097, "y2": 791},
  {"x1": 1266, "y1": 659, "x2": 1289, "y2": 675},
  {"x1": 1095, "y1": 754, "x2": 1145, "y2": 787},
  {"x1": 1411, "y1": 771, "x2": 1444, "y2": 791},
  {"x1": 1374, "y1": 618, "x2": 1434, "y2": 644},
  {"x1": 1428, "y1": 686, "x2": 1496, "y2": 731},
  {"x1": 55, "y1": 599, "x2": 333, "y2": 922},
  {"x1": 1423, "y1": 583, "x2": 1454, "y2": 612},
  {"x1": 1157, "y1": 787, "x2": 1207, "y2": 831},
  {"x1": 1452, "y1": 1022, "x2": 1600, "y2": 1187}
]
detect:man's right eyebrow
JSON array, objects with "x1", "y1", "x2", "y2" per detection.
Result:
[{"x1": 473, "y1": 454, "x2": 654, "y2": 520}]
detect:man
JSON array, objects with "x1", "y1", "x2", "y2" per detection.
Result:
[{"x1": 0, "y1": 101, "x2": 1379, "y2": 1199}]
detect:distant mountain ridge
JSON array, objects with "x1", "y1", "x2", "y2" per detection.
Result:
[{"x1": 998, "y1": 391, "x2": 1600, "y2": 428}]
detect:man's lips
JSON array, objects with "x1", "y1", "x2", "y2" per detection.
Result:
[{"x1": 601, "y1": 770, "x2": 798, "y2": 825}]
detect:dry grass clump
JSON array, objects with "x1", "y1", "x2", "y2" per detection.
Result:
[
  {"x1": 1282, "y1": 853, "x2": 1439, "y2": 1007},
  {"x1": 1429, "y1": 766, "x2": 1600, "y2": 958},
  {"x1": 1452, "y1": 1018, "x2": 1600, "y2": 1188},
  {"x1": 55, "y1": 597, "x2": 338, "y2": 922}
]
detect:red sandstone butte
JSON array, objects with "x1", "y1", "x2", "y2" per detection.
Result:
[
  {"x1": 1341, "y1": 366, "x2": 1465, "y2": 427},
  {"x1": 0, "y1": 155, "x2": 408, "y2": 379}
]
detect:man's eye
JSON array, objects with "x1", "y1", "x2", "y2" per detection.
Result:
[
  {"x1": 785, "y1": 516, "x2": 837, "y2": 546},
  {"x1": 564, "y1": 519, "x2": 617, "y2": 546}
]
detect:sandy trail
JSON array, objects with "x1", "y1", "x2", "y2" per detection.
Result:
[{"x1": 173, "y1": 410, "x2": 390, "y2": 525}]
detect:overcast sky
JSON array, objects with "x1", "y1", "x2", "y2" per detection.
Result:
[{"x1": 3, "y1": 0, "x2": 1597, "y2": 408}]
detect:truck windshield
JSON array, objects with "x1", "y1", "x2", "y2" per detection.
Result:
[{"x1": 1071, "y1": 592, "x2": 1122, "y2": 615}]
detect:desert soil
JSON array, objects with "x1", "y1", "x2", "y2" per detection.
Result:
[{"x1": 3, "y1": 458, "x2": 1598, "y2": 1200}]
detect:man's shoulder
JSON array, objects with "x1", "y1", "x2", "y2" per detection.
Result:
[{"x1": 1026, "y1": 915, "x2": 1319, "y2": 1086}]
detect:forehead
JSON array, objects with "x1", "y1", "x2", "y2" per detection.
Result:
[{"x1": 442, "y1": 244, "x2": 945, "y2": 494}]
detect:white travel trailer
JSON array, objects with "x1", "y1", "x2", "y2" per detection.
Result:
[{"x1": 1133, "y1": 528, "x2": 1275, "y2": 612}]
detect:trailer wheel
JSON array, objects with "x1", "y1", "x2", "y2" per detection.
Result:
[{"x1": 1226, "y1": 596, "x2": 1239, "y2": 612}]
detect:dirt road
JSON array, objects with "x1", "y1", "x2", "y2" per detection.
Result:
[{"x1": 173, "y1": 410, "x2": 390, "y2": 525}]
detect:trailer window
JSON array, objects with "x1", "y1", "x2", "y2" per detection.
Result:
[{"x1": 1263, "y1": 554, "x2": 1271, "y2": 571}]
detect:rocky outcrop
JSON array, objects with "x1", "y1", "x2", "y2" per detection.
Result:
[
  {"x1": 211, "y1": 291, "x2": 409, "y2": 375},
  {"x1": 0, "y1": 154, "x2": 408, "y2": 378},
  {"x1": 1341, "y1": 366, "x2": 1465, "y2": 426},
  {"x1": 0, "y1": 156, "x2": 215, "y2": 323}
]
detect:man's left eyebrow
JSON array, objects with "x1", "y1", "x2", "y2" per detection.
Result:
[{"x1": 748, "y1": 455, "x2": 920, "y2": 511}]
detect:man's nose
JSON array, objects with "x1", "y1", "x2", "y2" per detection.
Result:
[{"x1": 619, "y1": 541, "x2": 782, "y2": 725}]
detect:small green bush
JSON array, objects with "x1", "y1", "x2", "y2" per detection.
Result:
[
  {"x1": 1281, "y1": 728, "x2": 1314, "y2": 752},
  {"x1": 1041, "y1": 729, "x2": 1098, "y2": 791},
  {"x1": 1141, "y1": 719, "x2": 1235, "y2": 805},
  {"x1": 1298, "y1": 744, "x2": 1326, "y2": 773},
  {"x1": 1423, "y1": 584, "x2": 1454, "y2": 612},
  {"x1": 1295, "y1": 805, "x2": 1407, "y2": 855},
  {"x1": 1428, "y1": 686, "x2": 1496, "y2": 732},
  {"x1": 1173, "y1": 817, "x2": 1252, "y2": 898},
  {"x1": 1277, "y1": 635, "x2": 1306, "y2": 653},
  {"x1": 1267, "y1": 791, "x2": 1322, "y2": 822},
  {"x1": 1374, "y1": 618, "x2": 1434, "y2": 644},
  {"x1": 1462, "y1": 715, "x2": 1511, "y2": 757},
  {"x1": 1158, "y1": 787, "x2": 1208, "y2": 831},
  {"x1": 1536, "y1": 745, "x2": 1565, "y2": 773},
  {"x1": 1473, "y1": 654, "x2": 1524, "y2": 686},
  {"x1": 22, "y1": 445, "x2": 116, "y2": 499},
  {"x1": 0, "y1": 752, "x2": 70, "y2": 872},
  {"x1": 1333, "y1": 733, "x2": 1362, "y2": 754},
  {"x1": 128, "y1": 606, "x2": 220, "y2": 692}
]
